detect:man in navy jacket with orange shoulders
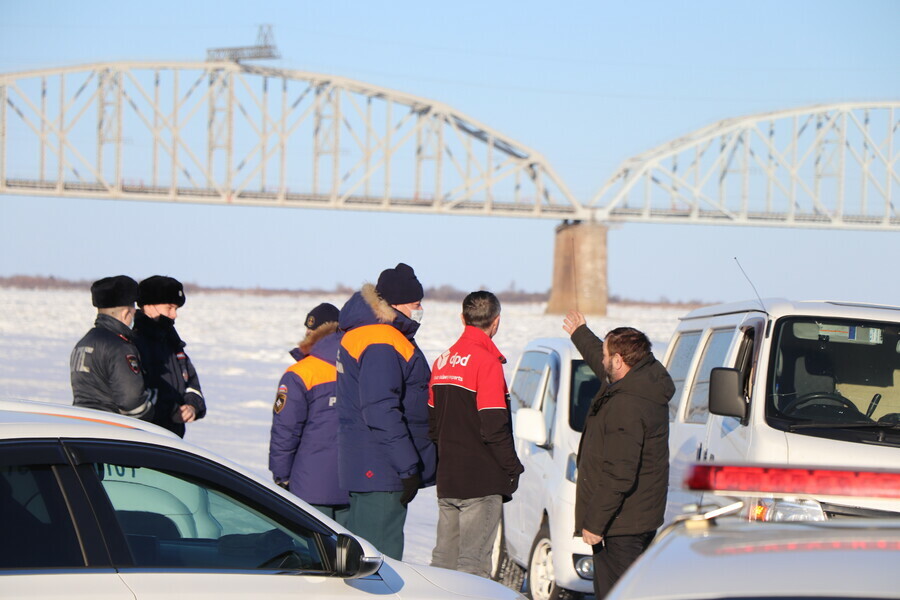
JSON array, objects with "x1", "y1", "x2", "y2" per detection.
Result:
[{"x1": 336, "y1": 263, "x2": 436, "y2": 560}]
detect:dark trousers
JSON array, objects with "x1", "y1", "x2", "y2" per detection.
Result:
[
  {"x1": 591, "y1": 530, "x2": 656, "y2": 599},
  {"x1": 311, "y1": 503, "x2": 351, "y2": 528},
  {"x1": 346, "y1": 491, "x2": 407, "y2": 560}
]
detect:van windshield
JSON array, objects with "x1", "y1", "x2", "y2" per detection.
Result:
[
  {"x1": 570, "y1": 359, "x2": 600, "y2": 432},
  {"x1": 765, "y1": 316, "x2": 900, "y2": 445}
]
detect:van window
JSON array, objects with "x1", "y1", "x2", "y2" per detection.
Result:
[
  {"x1": 686, "y1": 329, "x2": 735, "y2": 424},
  {"x1": 510, "y1": 351, "x2": 551, "y2": 412},
  {"x1": 570, "y1": 360, "x2": 600, "y2": 432},
  {"x1": 766, "y1": 317, "x2": 900, "y2": 448},
  {"x1": 665, "y1": 331, "x2": 702, "y2": 422},
  {"x1": 538, "y1": 355, "x2": 560, "y2": 441}
]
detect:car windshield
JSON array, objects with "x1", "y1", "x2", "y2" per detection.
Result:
[
  {"x1": 765, "y1": 316, "x2": 900, "y2": 445},
  {"x1": 569, "y1": 359, "x2": 600, "y2": 432}
]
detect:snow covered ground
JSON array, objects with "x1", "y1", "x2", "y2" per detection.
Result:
[{"x1": 0, "y1": 286, "x2": 684, "y2": 565}]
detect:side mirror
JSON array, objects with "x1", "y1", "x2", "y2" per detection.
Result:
[
  {"x1": 709, "y1": 367, "x2": 747, "y2": 422},
  {"x1": 515, "y1": 407, "x2": 548, "y2": 446},
  {"x1": 335, "y1": 533, "x2": 382, "y2": 579}
]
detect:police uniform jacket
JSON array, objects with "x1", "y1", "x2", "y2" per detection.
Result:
[
  {"x1": 335, "y1": 284, "x2": 437, "y2": 493},
  {"x1": 268, "y1": 325, "x2": 348, "y2": 506},
  {"x1": 70, "y1": 313, "x2": 155, "y2": 420},
  {"x1": 132, "y1": 310, "x2": 206, "y2": 437}
]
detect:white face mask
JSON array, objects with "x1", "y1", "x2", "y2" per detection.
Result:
[{"x1": 410, "y1": 308, "x2": 424, "y2": 323}]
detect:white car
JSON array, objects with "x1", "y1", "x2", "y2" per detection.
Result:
[
  {"x1": 496, "y1": 338, "x2": 599, "y2": 600},
  {"x1": 0, "y1": 399, "x2": 524, "y2": 600},
  {"x1": 607, "y1": 463, "x2": 900, "y2": 600}
]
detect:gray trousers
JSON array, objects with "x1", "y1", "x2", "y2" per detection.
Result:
[{"x1": 431, "y1": 495, "x2": 502, "y2": 579}]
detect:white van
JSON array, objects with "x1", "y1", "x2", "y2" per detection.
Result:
[
  {"x1": 665, "y1": 298, "x2": 900, "y2": 521},
  {"x1": 497, "y1": 337, "x2": 598, "y2": 600},
  {"x1": 498, "y1": 299, "x2": 900, "y2": 599}
]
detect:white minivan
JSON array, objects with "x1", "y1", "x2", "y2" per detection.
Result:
[
  {"x1": 497, "y1": 338, "x2": 599, "y2": 600},
  {"x1": 665, "y1": 298, "x2": 900, "y2": 521},
  {"x1": 499, "y1": 299, "x2": 900, "y2": 599}
]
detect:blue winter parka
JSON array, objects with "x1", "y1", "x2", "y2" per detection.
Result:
[
  {"x1": 268, "y1": 324, "x2": 349, "y2": 506},
  {"x1": 335, "y1": 284, "x2": 437, "y2": 493}
]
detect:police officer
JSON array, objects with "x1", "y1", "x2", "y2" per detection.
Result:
[
  {"x1": 132, "y1": 275, "x2": 206, "y2": 438},
  {"x1": 71, "y1": 275, "x2": 156, "y2": 420}
]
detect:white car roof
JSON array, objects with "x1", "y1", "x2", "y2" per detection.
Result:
[
  {"x1": 609, "y1": 518, "x2": 900, "y2": 600},
  {"x1": 680, "y1": 298, "x2": 900, "y2": 322},
  {"x1": 0, "y1": 398, "x2": 179, "y2": 440},
  {"x1": 0, "y1": 399, "x2": 264, "y2": 490}
]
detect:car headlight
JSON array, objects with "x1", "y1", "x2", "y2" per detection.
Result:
[
  {"x1": 748, "y1": 498, "x2": 826, "y2": 522},
  {"x1": 566, "y1": 453, "x2": 578, "y2": 483},
  {"x1": 573, "y1": 554, "x2": 594, "y2": 579}
]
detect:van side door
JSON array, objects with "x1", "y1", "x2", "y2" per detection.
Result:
[
  {"x1": 664, "y1": 326, "x2": 737, "y2": 522},
  {"x1": 704, "y1": 315, "x2": 766, "y2": 464}
]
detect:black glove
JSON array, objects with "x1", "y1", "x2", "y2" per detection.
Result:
[
  {"x1": 508, "y1": 474, "x2": 520, "y2": 495},
  {"x1": 400, "y1": 473, "x2": 421, "y2": 506}
]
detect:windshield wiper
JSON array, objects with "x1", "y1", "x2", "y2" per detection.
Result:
[{"x1": 789, "y1": 421, "x2": 900, "y2": 431}]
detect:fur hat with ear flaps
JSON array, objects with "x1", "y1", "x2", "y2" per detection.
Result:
[
  {"x1": 138, "y1": 276, "x2": 185, "y2": 307},
  {"x1": 91, "y1": 275, "x2": 139, "y2": 308}
]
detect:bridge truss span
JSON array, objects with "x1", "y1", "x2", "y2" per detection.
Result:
[
  {"x1": 0, "y1": 61, "x2": 579, "y2": 218},
  {"x1": 591, "y1": 102, "x2": 900, "y2": 230}
]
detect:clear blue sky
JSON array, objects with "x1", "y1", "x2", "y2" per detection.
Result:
[{"x1": 1, "y1": 1, "x2": 898, "y2": 303}]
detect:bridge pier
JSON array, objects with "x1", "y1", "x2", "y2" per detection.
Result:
[{"x1": 546, "y1": 221, "x2": 608, "y2": 315}]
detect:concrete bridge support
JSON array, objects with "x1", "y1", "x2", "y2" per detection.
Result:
[{"x1": 546, "y1": 221, "x2": 608, "y2": 315}]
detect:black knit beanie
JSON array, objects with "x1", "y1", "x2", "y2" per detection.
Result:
[{"x1": 375, "y1": 263, "x2": 424, "y2": 305}]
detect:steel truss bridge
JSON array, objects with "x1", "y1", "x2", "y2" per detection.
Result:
[{"x1": 1, "y1": 62, "x2": 898, "y2": 230}]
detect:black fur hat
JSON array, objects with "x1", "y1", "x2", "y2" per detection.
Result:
[
  {"x1": 138, "y1": 275, "x2": 186, "y2": 307},
  {"x1": 91, "y1": 275, "x2": 139, "y2": 308}
]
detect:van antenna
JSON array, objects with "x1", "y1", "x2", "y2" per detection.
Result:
[{"x1": 734, "y1": 257, "x2": 768, "y2": 315}]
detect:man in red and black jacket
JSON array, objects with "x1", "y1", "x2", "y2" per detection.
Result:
[{"x1": 428, "y1": 290, "x2": 524, "y2": 579}]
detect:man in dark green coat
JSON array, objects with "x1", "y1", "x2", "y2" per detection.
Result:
[{"x1": 563, "y1": 311, "x2": 674, "y2": 599}]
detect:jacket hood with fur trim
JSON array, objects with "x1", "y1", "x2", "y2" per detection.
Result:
[
  {"x1": 338, "y1": 283, "x2": 420, "y2": 339},
  {"x1": 289, "y1": 322, "x2": 340, "y2": 362}
]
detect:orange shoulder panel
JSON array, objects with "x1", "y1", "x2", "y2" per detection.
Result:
[
  {"x1": 287, "y1": 356, "x2": 337, "y2": 389},
  {"x1": 340, "y1": 324, "x2": 415, "y2": 362}
]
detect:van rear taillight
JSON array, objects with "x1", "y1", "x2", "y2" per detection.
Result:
[{"x1": 686, "y1": 464, "x2": 900, "y2": 499}]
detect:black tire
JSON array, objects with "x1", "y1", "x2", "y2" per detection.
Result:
[
  {"x1": 526, "y1": 522, "x2": 583, "y2": 600},
  {"x1": 492, "y1": 515, "x2": 526, "y2": 592}
]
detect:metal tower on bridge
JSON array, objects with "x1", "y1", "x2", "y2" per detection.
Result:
[{"x1": 206, "y1": 25, "x2": 281, "y2": 63}]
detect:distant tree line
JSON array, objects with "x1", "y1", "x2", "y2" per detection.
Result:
[
  {"x1": 0, "y1": 275, "x2": 706, "y2": 307},
  {"x1": 0, "y1": 275, "x2": 548, "y2": 303}
]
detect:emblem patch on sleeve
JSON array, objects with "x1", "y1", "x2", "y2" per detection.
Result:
[
  {"x1": 126, "y1": 354, "x2": 141, "y2": 374},
  {"x1": 273, "y1": 384, "x2": 288, "y2": 414}
]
